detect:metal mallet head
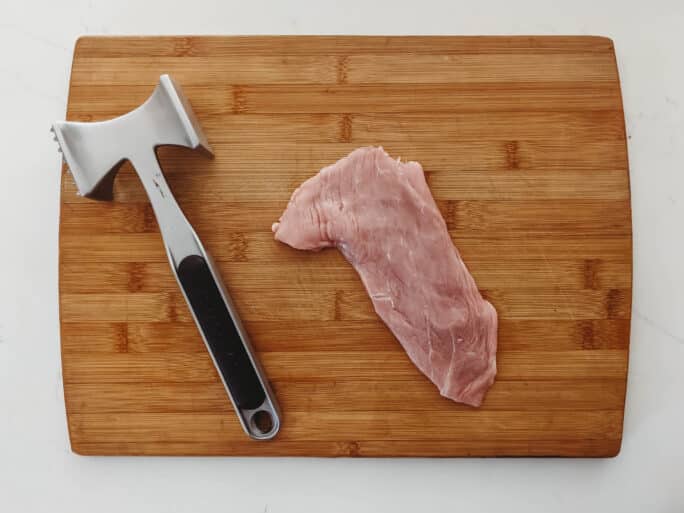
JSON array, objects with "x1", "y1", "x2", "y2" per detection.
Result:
[
  {"x1": 52, "y1": 75, "x2": 280, "y2": 440},
  {"x1": 52, "y1": 75, "x2": 212, "y2": 199}
]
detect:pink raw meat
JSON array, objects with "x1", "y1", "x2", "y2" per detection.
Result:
[{"x1": 272, "y1": 147, "x2": 497, "y2": 407}]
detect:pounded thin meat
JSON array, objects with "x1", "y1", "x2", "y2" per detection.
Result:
[{"x1": 272, "y1": 147, "x2": 497, "y2": 407}]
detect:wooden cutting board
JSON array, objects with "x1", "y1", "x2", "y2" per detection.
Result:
[{"x1": 60, "y1": 36, "x2": 631, "y2": 457}]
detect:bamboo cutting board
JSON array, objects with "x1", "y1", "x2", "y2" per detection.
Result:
[{"x1": 60, "y1": 36, "x2": 631, "y2": 457}]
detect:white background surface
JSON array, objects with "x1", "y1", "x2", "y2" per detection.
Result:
[{"x1": 1, "y1": 0, "x2": 683, "y2": 511}]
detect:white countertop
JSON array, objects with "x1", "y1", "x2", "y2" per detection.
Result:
[{"x1": 1, "y1": 0, "x2": 683, "y2": 511}]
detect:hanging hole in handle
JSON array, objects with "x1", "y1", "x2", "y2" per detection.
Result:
[{"x1": 250, "y1": 410, "x2": 274, "y2": 436}]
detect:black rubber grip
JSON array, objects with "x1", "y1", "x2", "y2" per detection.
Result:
[{"x1": 177, "y1": 255, "x2": 265, "y2": 410}]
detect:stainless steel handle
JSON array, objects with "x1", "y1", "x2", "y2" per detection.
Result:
[{"x1": 133, "y1": 152, "x2": 280, "y2": 440}]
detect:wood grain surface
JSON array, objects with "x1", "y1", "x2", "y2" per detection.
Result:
[{"x1": 59, "y1": 36, "x2": 631, "y2": 457}]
